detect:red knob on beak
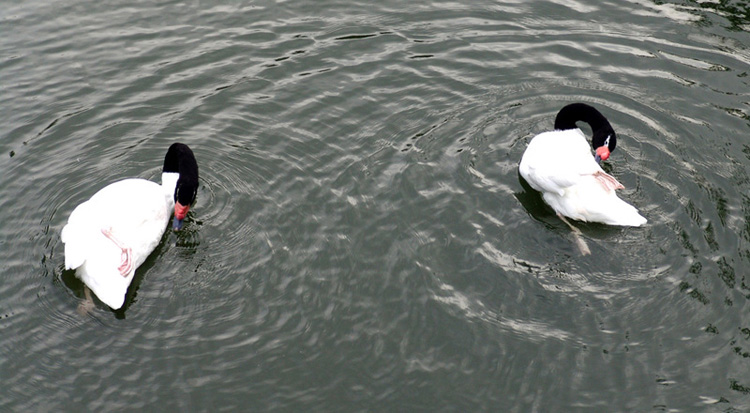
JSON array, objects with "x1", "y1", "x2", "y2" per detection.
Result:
[{"x1": 595, "y1": 146, "x2": 610, "y2": 163}]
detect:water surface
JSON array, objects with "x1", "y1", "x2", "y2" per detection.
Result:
[{"x1": 3, "y1": 0, "x2": 750, "y2": 411}]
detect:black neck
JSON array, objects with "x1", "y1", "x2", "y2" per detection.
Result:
[
  {"x1": 163, "y1": 143, "x2": 198, "y2": 179},
  {"x1": 553, "y1": 103, "x2": 617, "y2": 152},
  {"x1": 163, "y1": 143, "x2": 199, "y2": 206},
  {"x1": 554, "y1": 103, "x2": 612, "y2": 135}
]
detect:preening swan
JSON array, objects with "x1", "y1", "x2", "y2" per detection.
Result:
[
  {"x1": 518, "y1": 103, "x2": 646, "y2": 252},
  {"x1": 61, "y1": 143, "x2": 199, "y2": 310}
]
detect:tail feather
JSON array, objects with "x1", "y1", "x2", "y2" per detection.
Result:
[
  {"x1": 79, "y1": 260, "x2": 131, "y2": 310},
  {"x1": 602, "y1": 199, "x2": 647, "y2": 226},
  {"x1": 543, "y1": 178, "x2": 647, "y2": 227},
  {"x1": 63, "y1": 223, "x2": 132, "y2": 309}
]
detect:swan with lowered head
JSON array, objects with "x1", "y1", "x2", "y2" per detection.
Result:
[
  {"x1": 61, "y1": 143, "x2": 198, "y2": 310},
  {"x1": 519, "y1": 103, "x2": 646, "y2": 227}
]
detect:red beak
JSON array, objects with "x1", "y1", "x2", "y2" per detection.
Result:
[
  {"x1": 175, "y1": 202, "x2": 190, "y2": 220},
  {"x1": 595, "y1": 146, "x2": 610, "y2": 163}
]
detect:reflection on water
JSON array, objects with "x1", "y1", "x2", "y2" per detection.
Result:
[{"x1": 3, "y1": 0, "x2": 750, "y2": 410}]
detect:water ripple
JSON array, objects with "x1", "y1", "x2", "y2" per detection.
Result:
[{"x1": 5, "y1": 0, "x2": 750, "y2": 411}]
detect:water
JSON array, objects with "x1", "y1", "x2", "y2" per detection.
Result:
[{"x1": 3, "y1": 0, "x2": 750, "y2": 410}]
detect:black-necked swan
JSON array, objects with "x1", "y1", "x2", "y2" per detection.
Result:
[
  {"x1": 61, "y1": 143, "x2": 199, "y2": 310},
  {"x1": 519, "y1": 103, "x2": 646, "y2": 238}
]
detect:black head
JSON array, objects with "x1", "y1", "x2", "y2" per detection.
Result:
[
  {"x1": 592, "y1": 128, "x2": 617, "y2": 163},
  {"x1": 554, "y1": 103, "x2": 617, "y2": 161},
  {"x1": 163, "y1": 143, "x2": 199, "y2": 229}
]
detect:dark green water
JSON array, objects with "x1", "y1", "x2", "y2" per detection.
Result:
[{"x1": 3, "y1": 0, "x2": 750, "y2": 411}]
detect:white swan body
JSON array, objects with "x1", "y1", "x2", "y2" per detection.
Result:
[
  {"x1": 520, "y1": 129, "x2": 646, "y2": 226},
  {"x1": 61, "y1": 174, "x2": 178, "y2": 309},
  {"x1": 519, "y1": 104, "x2": 646, "y2": 227},
  {"x1": 61, "y1": 143, "x2": 198, "y2": 310}
]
